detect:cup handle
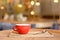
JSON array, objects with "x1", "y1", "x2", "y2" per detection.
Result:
[{"x1": 12, "y1": 26, "x2": 17, "y2": 31}]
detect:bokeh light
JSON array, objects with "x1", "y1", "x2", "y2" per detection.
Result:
[
  {"x1": 54, "y1": 0, "x2": 58, "y2": 3},
  {"x1": 30, "y1": 11, "x2": 35, "y2": 15},
  {"x1": 18, "y1": 4, "x2": 23, "y2": 8},
  {"x1": 36, "y1": 2, "x2": 40, "y2": 6},
  {"x1": 31, "y1": 1, "x2": 35, "y2": 5},
  {"x1": 0, "y1": 6, "x2": 4, "y2": 10}
]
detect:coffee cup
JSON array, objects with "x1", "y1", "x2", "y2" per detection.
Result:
[{"x1": 12, "y1": 24, "x2": 31, "y2": 34}]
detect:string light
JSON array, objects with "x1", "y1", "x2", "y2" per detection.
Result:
[
  {"x1": 31, "y1": 1, "x2": 35, "y2": 5},
  {"x1": 18, "y1": 4, "x2": 23, "y2": 8},
  {"x1": 36, "y1": 2, "x2": 40, "y2": 6},
  {"x1": 54, "y1": 0, "x2": 58, "y2": 3},
  {"x1": 30, "y1": 11, "x2": 35, "y2": 15}
]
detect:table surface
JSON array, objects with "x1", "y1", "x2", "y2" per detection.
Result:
[{"x1": 0, "y1": 29, "x2": 60, "y2": 40}]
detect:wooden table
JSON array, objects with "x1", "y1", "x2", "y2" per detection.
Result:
[{"x1": 0, "y1": 29, "x2": 60, "y2": 40}]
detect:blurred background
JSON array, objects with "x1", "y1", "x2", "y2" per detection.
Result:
[
  {"x1": 0, "y1": 0, "x2": 60, "y2": 29},
  {"x1": 0, "y1": 0, "x2": 60, "y2": 20}
]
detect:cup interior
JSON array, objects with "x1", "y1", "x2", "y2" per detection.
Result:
[{"x1": 16, "y1": 24, "x2": 31, "y2": 26}]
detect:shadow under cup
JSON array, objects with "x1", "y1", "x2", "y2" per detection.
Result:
[{"x1": 13, "y1": 24, "x2": 31, "y2": 34}]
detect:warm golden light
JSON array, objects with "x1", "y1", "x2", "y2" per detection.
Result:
[
  {"x1": 30, "y1": 11, "x2": 35, "y2": 15},
  {"x1": 54, "y1": 0, "x2": 58, "y2": 3},
  {"x1": 31, "y1": 1, "x2": 35, "y2": 5},
  {"x1": 0, "y1": 6, "x2": 4, "y2": 10},
  {"x1": 36, "y1": 2, "x2": 40, "y2": 6},
  {"x1": 18, "y1": 4, "x2": 23, "y2": 8}
]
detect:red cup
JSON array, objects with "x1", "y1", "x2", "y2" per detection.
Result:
[{"x1": 13, "y1": 24, "x2": 31, "y2": 34}]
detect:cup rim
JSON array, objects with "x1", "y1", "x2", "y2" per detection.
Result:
[{"x1": 16, "y1": 24, "x2": 31, "y2": 26}]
